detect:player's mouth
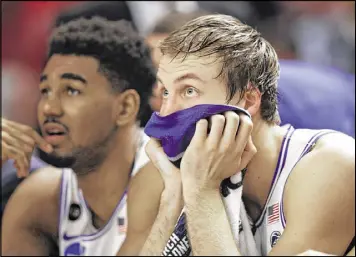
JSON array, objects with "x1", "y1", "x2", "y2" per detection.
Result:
[{"x1": 43, "y1": 123, "x2": 68, "y2": 145}]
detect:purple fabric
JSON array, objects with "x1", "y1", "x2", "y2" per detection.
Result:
[
  {"x1": 278, "y1": 60, "x2": 355, "y2": 137},
  {"x1": 2, "y1": 156, "x2": 47, "y2": 175},
  {"x1": 2, "y1": 156, "x2": 48, "y2": 187},
  {"x1": 29, "y1": 156, "x2": 48, "y2": 171},
  {"x1": 144, "y1": 104, "x2": 251, "y2": 161}
]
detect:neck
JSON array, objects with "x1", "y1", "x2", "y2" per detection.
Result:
[
  {"x1": 77, "y1": 124, "x2": 140, "y2": 224},
  {"x1": 243, "y1": 119, "x2": 287, "y2": 217}
]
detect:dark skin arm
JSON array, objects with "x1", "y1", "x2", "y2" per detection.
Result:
[{"x1": 1, "y1": 167, "x2": 61, "y2": 256}]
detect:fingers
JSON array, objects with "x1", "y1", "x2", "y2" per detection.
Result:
[
  {"x1": 207, "y1": 114, "x2": 226, "y2": 146},
  {"x1": 145, "y1": 139, "x2": 177, "y2": 176},
  {"x1": 235, "y1": 114, "x2": 253, "y2": 150},
  {"x1": 220, "y1": 111, "x2": 240, "y2": 148},
  {"x1": 2, "y1": 141, "x2": 30, "y2": 178},
  {"x1": 238, "y1": 135, "x2": 257, "y2": 170},
  {"x1": 2, "y1": 131, "x2": 33, "y2": 153},
  {"x1": 234, "y1": 115, "x2": 254, "y2": 169},
  {"x1": 28, "y1": 130, "x2": 53, "y2": 153},
  {"x1": 145, "y1": 138, "x2": 162, "y2": 163},
  {"x1": 4, "y1": 120, "x2": 52, "y2": 153},
  {"x1": 2, "y1": 131, "x2": 32, "y2": 177},
  {"x1": 191, "y1": 119, "x2": 208, "y2": 145}
]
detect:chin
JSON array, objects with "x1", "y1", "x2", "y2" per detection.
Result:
[
  {"x1": 38, "y1": 148, "x2": 75, "y2": 168},
  {"x1": 50, "y1": 146, "x2": 75, "y2": 158}
]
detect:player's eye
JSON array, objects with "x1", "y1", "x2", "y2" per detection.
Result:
[
  {"x1": 162, "y1": 89, "x2": 169, "y2": 99},
  {"x1": 66, "y1": 86, "x2": 81, "y2": 96},
  {"x1": 184, "y1": 87, "x2": 198, "y2": 97}
]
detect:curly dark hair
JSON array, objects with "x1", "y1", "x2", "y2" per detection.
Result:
[
  {"x1": 46, "y1": 16, "x2": 156, "y2": 121},
  {"x1": 160, "y1": 14, "x2": 280, "y2": 125}
]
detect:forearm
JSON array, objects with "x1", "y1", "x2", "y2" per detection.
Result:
[
  {"x1": 183, "y1": 187, "x2": 241, "y2": 256},
  {"x1": 139, "y1": 189, "x2": 183, "y2": 256}
]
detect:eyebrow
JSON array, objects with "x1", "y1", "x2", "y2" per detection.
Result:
[
  {"x1": 157, "y1": 73, "x2": 205, "y2": 85},
  {"x1": 39, "y1": 73, "x2": 87, "y2": 84},
  {"x1": 174, "y1": 73, "x2": 205, "y2": 84},
  {"x1": 39, "y1": 74, "x2": 47, "y2": 83}
]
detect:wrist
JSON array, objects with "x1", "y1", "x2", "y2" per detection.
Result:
[
  {"x1": 182, "y1": 181, "x2": 221, "y2": 205},
  {"x1": 182, "y1": 174, "x2": 220, "y2": 193},
  {"x1": 160, "y1": 186, "x2": 183, "y2": 208}
]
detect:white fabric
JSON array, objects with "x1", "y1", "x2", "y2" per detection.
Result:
[
  {"x1": 223, "y1": 172, "x2": 261, "y2": 256},
  {"x1": 58, "y1": 130, "x2": 150, "y2": 256}
]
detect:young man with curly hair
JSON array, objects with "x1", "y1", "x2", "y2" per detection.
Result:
[{"x1": 1, "y1": 17, "x2": 163, "y2": 256}]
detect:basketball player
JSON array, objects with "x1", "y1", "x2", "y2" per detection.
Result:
[
  {"x1": 146, "y1": 11, "x2": 355, "y2": 137},
  {"x1": 1, "y1": 17, "x2": 164, "y2": 255},
  {"x1": 142, "y1": 14, "x2": 355, "y2": 256}
]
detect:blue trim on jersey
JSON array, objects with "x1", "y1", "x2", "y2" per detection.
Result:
[
  {"x1": 60, "y1": 159, "x2": 136, "y2": 242},
  {"x1": 58, "y1": 169, "x2": 66, "y2": 236},
  {"x1": 255, "y1": 125, "x2": 295, "y2": 227},
  {"x1": 63, "y1": 191, "x2": 127, "y2": 242},
  {"x1": 280, "y1": 130, "x2": 336, "y2": 228}
]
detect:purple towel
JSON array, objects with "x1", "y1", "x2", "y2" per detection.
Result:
[{"x1": 144, "y1": 104, "x2": 251, "y2": 161}]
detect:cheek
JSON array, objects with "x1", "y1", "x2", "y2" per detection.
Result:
[
  {"x1": 65, "y1": 102, "x2": 114, "y2": 144},
  {"x1": 37, "y1": 100, "x2": 46, "y2": 125}
]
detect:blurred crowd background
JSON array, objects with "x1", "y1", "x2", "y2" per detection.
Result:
[{"x1": 2, "y1": 1, "x2": 355, "y2": 130}]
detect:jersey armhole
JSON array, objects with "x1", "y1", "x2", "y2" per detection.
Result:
[
  {"x1": 58, "y1": 169, "x2": 69, "y2": 241},
  {"x1": 280, "y1": 130, "x2": 338, "y2": 228}
]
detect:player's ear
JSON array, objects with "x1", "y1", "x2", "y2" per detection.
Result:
[
  {"x1": 243, "y1": 84, "x2": 261, "y2": 117},
  {"x1": 114, "y1": 89, "x2": 140, "y2": 126}
]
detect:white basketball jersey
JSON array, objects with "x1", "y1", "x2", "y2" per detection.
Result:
[
  {"x1": 253, "y1": 125, "x2": 335, "y2": 255},
  {"x1": 58, "y1": 130, "x2": 150, "y2": 256}
]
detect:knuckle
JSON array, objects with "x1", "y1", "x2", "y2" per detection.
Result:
[
  {"x1": 24, "y1": 126, "x2": 33, "y2": 134},
  {"x1": 8, "y1": 147, "x2": 17, "y2": 155},
  {"x1": 18, "y1": 150, "x2": 27, "y2": 158},
  {"x1": 219, "y1": 144, "x2": 229, "y2": 153},
  {"x1": 241, "y1": 115, "x2": 253, "y2": 128},
  {"x1": 212, "y1": 114, "x2": 225, "y2": 124},
  {"x1": 28, "y1": 138, "x2": 36, "y2": 146},
  {"x1": 207, "y1": 144, "x2": 218, "y2": 153},
  {"x1": 197, "y1": 119, "x2": 208, "y2": 127},
  {"x1": 224, "y1": 111, "x2": 239, "y2": 121},
  {"x1": 24, "y1": 145, "x2": 34, "y2": 153}
]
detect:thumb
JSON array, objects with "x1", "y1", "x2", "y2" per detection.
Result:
[
  {"x1": 145, "y1": 138, "x2": 178, "y2": 175},
  {"x1": 238, "y1": 135, "x2": 257, "y2": 171}
]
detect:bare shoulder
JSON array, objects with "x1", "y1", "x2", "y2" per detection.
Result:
[
  {"x1": 2, "y1": 167, "x2": 63, "y2": 255},
  {"x1": 3, "y1": 166, "x2": 62, "y2": 235},
  {"x1": 279, "y1": 131, "x2": 355, "y2": 254},
  {"x1": 287, "y1": 131, "x2": 355, "y2": 190},
  {"x1": 127, "y1": 161, "x2": 164, "y2": 231},
  {"x1": 314, "y1": 131, "x2": 355, "y2": 158}
]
